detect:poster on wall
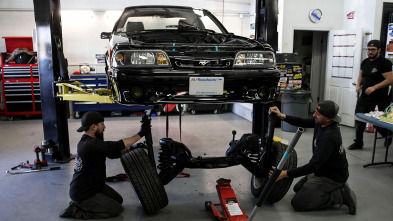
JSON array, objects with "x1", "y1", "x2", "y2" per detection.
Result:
[{"x1": 331, "y1": 34, "x2": 356, "y2": 78}]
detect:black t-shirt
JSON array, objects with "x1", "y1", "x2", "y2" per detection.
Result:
[
  {"x1": 360, "y1": 55, "x2": 392, "y2": 101},
  {"x1": 69, "y1": 134, "x2": 125, "y2": 202},
  {"x1": 284, "y1": 115, "x2": 349, "y2": 183}
]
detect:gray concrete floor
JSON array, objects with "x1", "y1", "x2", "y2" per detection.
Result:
[{"x1": 1, "y1": 112, "x2": 393, "y2": 221}]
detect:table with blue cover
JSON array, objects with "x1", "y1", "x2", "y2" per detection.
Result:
[{"x1": 356, "y1": 113, "x2": 393, "y2": 168}]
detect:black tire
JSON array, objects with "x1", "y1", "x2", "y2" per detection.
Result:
[
  {"x1": 250, "y1": 141, "x2": 297, "y2": 203},
  {"x1": 121, "y1": 148, "x2": 168, "y2": 214}
]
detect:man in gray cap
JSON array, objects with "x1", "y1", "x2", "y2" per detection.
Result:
[
  {"x1": 269, "y1": 100, "x2": 357, "y2": 215},
  {"x1": 59, "y1": 111, "x2": 150, "y2": 219},
  {"x1": 348, "y1": 39, "x2": 393, "y2": 150}
]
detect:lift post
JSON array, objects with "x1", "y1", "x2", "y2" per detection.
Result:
[
  {"x1": 252, "y1": 0, "x2": 278, "y2": 139},
  {"x1": 33, "y1": 0, "x2": 71, "y2": 162}
]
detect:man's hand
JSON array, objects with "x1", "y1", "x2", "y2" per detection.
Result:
[
  {"x1": 137, "y1": 120, "x2": 151, "y2": 138},
  {"x1": 269, "y1": 166, "x2": 288, "y2": 182},
  {"x1": 365, "y1": 86, "x2": 376, "y2": 95},
  {"x1": 269, "y1": 106, "x2": 285, "y2": 120}
]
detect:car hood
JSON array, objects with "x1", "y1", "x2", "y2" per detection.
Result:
[{"x1": 111, "y1": 31, "x2": 270, "y2": 51}]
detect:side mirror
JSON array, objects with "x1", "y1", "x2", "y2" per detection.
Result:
[{"x1": 100, "y1": 32, "x2": 111, "y2": 39}]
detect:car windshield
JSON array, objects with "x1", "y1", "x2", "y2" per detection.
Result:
[{"x1": 114, "y1": 7, "x2": 227, "y2": 34}]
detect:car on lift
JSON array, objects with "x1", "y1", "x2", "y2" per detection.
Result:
[{"x1": 101, "y1": 5, "x2": 279, "y2": 104}]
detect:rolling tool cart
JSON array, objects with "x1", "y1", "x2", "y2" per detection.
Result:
[{"x1": 0, "y1": 36, "x2": 41, "y2": 120}]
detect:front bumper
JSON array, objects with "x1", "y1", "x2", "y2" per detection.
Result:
[{"x1": 109, "y1": 68, "x2": 280, "y2": 104}]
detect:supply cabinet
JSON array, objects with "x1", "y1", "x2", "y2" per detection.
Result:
[
  {"x1": 70, "y1": 74, "x2": 154, "y2": 118},
  {"x1": 0, "y1": 37, "x2": 41, "y2": 120}
]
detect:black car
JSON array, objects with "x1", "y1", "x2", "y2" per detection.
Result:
[{"x1": 101, "y1": 5, "x2": 279, "y2": 104}]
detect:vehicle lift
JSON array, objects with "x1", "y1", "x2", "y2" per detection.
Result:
[{"x1": 32, "y1": 0, "x2": 287, "y2": 220}]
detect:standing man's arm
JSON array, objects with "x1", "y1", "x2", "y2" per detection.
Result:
[
  {"x1": 356, "y1": 70, "x2": 363, "y2": 94},
  {"x1": 365, "y1": 71, "x2": 393, "y2": 95}
]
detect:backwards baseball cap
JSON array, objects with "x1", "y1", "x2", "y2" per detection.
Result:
[
  {"x1": 76, "y1": 111, "x2": 104, "y2": 132},
  {"x1": 317, "y1": 100, "x2": 341, "y2": 123},
  {"x1": 367, "y1": 39, "x2": 381, "y2": 49}
]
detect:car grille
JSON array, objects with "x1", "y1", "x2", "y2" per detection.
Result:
[{"x1": 172, "y1": 58, "x2": 232, "y2": 69}]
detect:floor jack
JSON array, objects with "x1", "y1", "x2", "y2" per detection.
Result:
[
  {"x1": 205, "y1": 178, "x2": 249, "y2": 221},
  {"x1": 206, "y1": 128, "x2": 304, "y2": 221}
]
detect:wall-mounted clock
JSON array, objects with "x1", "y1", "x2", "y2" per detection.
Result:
[{"x1": 309, "y1": 9, "x2": 322, "y2": 23}]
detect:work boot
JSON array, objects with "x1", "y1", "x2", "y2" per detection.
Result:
[
  {"x1": 347, "y1": 141, "x2": 363, "y2": 150},
  {"x1": 59, "y1": 201, "x2": 79, "y2": 218},
  {"x1": 341, "y1": 183, "x2": 357, "y2": 215},
  {"x1": 293, "y1": 176, "x2": 308, "y2": 193}
]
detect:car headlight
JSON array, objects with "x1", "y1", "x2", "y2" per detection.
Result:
[
  {"x1": 233, "y1": 51, "x2": 275, "y2": 68},
  {"x1": 112, "y1": 50, "x2": 170, "y2": 67}
]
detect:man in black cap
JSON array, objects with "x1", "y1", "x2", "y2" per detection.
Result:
[
  {"x1": 348, "y1": 39, "x2": 393, "y2": 150},
  {"x1": 269, "y1": 100, "x2": 357, "y2": 215},
  {"x1": 59, "y1": 111, "x2": 150, "y2": 219}
]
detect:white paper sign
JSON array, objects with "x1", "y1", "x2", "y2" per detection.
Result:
[{"x1": 189, "y1": 77, "x2": 224, "y2": 95}]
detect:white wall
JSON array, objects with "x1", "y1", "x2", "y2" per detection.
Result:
[
  {"x1": 280, "y1": 0, "x2": 344, "y2": 53},
  {"x1": 0, "y1": 0, "x2": 251, "y2": 67}
]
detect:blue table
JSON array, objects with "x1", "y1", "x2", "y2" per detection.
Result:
[{"x1": 356, "y1": 113, "x2": 393, "y2": 168}]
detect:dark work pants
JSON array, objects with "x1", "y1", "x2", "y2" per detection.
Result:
[
  {"x1": 74, "y1": 184, "x2": 124, "y2": 219},
  {"x1": 291, "y1": 174, "x2": 344, "y2": 211},
  {"x1": 354, "y1": 98, "x2": 390, "y2": 143}
]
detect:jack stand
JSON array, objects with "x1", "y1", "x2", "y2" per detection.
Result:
[{"x1": 205, "y1": 178, "x2": 248, "y2": 221}]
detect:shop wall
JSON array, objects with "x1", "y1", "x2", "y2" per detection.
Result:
[
  {"x1": 0, "y1": 0, "x2": 251, "y2": 66},
  {"x1": 279, "y1": 0, "x2": 344, "y2": 53}
]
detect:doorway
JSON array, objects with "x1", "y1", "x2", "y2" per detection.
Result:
[{"x1": 293, "y1": 30, "x2": 328, "y2": 112}]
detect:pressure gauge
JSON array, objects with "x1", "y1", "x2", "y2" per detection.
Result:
[{"x1": 309, "y1": 9, "x2": 322, "y2": 23}]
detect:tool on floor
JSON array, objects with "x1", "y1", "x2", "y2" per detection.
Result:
[
  {"x1": 40, "y1": 146, "x2": 48, "y2": 166},
  {"x1": 10, "y1": 161, "x2": 32, "y2": 170},
  {"x1": 6, "y1": 166, "x2": 61, "y2": 175},
  {"x1": 205, "y1": 178, "x2": 248, "y2": 221},
  {"x1": 247, "y1": 127, "x2": 304, "y2": 221},
  {"x1": 33, "y1": 145, "x2": 42, "y2": 168}
]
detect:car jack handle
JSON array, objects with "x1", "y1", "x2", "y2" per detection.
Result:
[{"x1": 248, "y1": 127, "x2": 304, "y2": 221}]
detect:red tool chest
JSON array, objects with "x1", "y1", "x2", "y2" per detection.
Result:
[{"x1": 0, "y1": 36, "x2": 41, "y2": 120}]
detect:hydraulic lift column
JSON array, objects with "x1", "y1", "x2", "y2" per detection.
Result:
[
  {"x1": 253, "y1": 0, "x2": 279, "y2": 137},
  {"x1": 33, "y1": 0, "x2": 71, "y2": 162}
]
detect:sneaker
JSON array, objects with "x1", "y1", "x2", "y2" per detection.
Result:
[
  {"x1": 341, "y1": 183, "x2": 357, "y2": 215},
  {"x1": 347, "y1": 142, "x2": 363, "y2": 150},
  {"x1": 59, "y1": 201, "x2": 79, "y2": 218}
]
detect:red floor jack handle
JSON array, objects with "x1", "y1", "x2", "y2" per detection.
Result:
[
  {"x1": 248, "y1": 127, "x2": 304, "y2": 221},
  {"x1": 207, "y1": 178, "x2": 248, "y2": 221}
]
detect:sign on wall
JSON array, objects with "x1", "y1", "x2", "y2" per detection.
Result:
[{"x1": 331, "y1": 34, "x2": 356, "y2": 78}]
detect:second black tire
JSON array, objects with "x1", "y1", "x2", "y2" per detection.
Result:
[
  {"x1": 250, "y1": 141, "x2": 297, "y2": 203},
  {"x1": 121, "y1": 148, "x2": 168, "y2": 214}
]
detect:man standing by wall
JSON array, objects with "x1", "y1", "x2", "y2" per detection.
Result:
[{"x1": 348, "y1": 40, "x2": 393, "y2": 150}]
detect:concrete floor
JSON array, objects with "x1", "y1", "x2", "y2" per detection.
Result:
[{"x1": 1, "y1": 112, "x2": 393, "y2": 221}]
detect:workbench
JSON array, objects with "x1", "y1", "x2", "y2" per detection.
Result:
[{"x1": 356, "y1": 113, "x2": 393, "y2": 168}]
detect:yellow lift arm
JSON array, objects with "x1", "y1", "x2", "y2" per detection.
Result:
[{"x1": 56, "y1": 81, "x2": 115, "y2": 103}]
